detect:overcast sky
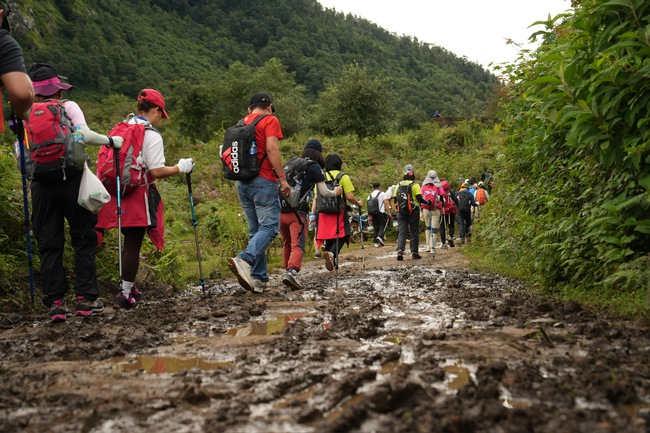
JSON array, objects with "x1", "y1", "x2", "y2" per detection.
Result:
[{"x1": 316, "y1": 0, "x2": 572, "y2": 71}]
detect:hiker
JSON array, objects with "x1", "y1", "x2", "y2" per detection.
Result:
[
  {"x1": 28, "y1": 63, "x2": 124, "y2": 321},
  {"x1": 420, "y1": 170, "x2": 443, "y2": 253},
  {"x1": 315, "y1": 153, "x2": 363, "y2": 272},
  {"x1": 279, "y1": 139, "x2": 342, "y2": 291},
  {"x1": 96, "y1": 88, "x2": 194, "y2": 309},
  {"x1": 393, "y1": 165, "x2": 431, "y2": 260},
  {"x1": 367, "y1": 182, "x2": 390, "y2": 248},
  {"x1": 473, "y1": 181, "x2": 489, "y2": 218},
  {"x1": 439, "y1": 179, "x2": 458, "y2": 248},
  {"x1": 0, "y1": 1, "x2": 33, "y2": 123},
  {"x1": 456, "y1": 182, "x2": 478, "y2": 244},
  {"x1": 228, "y1": 92, "x2": 291, "y2": 294}
]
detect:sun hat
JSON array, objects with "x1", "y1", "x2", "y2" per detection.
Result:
[
  {"x1": 423, "y1": 170, "x2": 442, "y2": 187},
  {"x1": 462, "y1": 182, "x2": 471, "y2": 189},
  {"x1": 478, "y1": 181, "x2": 485, "y2": 187},
  {"x1": 304, "y1": 138, "x2": 322, "y2": 153},
  {"x1": 28, "y1": 64, "x2": 74, "y2": 96},
  {"x1": 138, "y1": 89, "x2": 169, "y2": 119},
  {"x1": 249, "y1": 92, "x2": 275, "y2": 112},
  {"x1": 403, "y1": 165, "x2": 414, "y2": 176}
]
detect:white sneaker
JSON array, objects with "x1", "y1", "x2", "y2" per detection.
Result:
[
  {"x1": 374, "y1": 243, "x2": 379, "y2": 248},
  {"x1": 377, "y1": 237, "x2": 385, "y2": 246},
  {"x1": 424, "y1": 246, "x2": 431, "y2": 252},
  {"x1": 228, "y1": 257, "x2": 254, "y2": 292}
]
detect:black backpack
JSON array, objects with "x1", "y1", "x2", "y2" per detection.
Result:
[
  {"x1": 280, "y1": 156, "x2": 318, "y2": 213},
  {"x1": 457, "y1": 190, "x2": 473, "y2": 212},
  {"x1": 316, "y1": 171, "x2": 345, "y2": 214},
  {"x1": 220, "y1": 114, "x2": 269, "y2": 180},
  {"x1": 366, "y1": 191, "x2": 380, "y2": 215},
  {"x1": 396, "y1": 183, "x2": 414, "y2": 215}
]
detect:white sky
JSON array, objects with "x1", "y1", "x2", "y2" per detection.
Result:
[{"x1": 316, "y1": 0, "x2": 572, "y2": 72}]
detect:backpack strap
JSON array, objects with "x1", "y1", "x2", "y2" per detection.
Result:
[{"x1": 239, "y1": 113, "x2": 270, "y2": 172}]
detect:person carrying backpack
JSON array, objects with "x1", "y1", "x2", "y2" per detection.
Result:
[
  {"x1": 314, "y1": 153, "x2": 363, "y2": 272},
  {"x1": 474, "y1": 181, "x2": 489, "y2": 218},
  {"x1": 456, "y1": 182, "x2": 478, "y2": 244},
  {"x1": 96, "y1": 89, "x2": 194, "y2": 309},
  {"x1": 367, "y1": 182, "x2": 390, "y2": 248},
  {"x1": 393, "y1": 165, "x2": 430, "y2": 261},
  {"x1": 439, "y1": 179, "x2": 458, "y2": 247},
  {"x1": 27, "y1": 63, "x2": 124, "y2": 322},
  {"x1": 279, "y1": 139, "x2": 341, "y2": 291},
  {"x1": 420, "y1": 170, "x2": 443, "y2": 254},
  {"x1": 227, "y1": 93, "x2": 291, "y2": 294}
]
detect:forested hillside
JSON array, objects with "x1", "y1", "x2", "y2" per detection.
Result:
[{"x1": 10, "y1": 0, "x2": 496, "y2": 118}]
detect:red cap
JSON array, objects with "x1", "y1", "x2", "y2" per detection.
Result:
[{"x1": 138, "y1": 89, "x2": 169, "y2": 119}]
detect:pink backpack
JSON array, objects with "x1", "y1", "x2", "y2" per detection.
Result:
[{"x1": 421, "y1": 184, "x2": 442, "y2": 211}]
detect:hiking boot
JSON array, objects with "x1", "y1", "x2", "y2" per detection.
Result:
[
  {"x1": 412, "y1": 253, "x2": 422, "y2": 259},
  {"x1": 282, "y1": 270, "x2": 303, "y2": 291},
  {"x1": 321, "y1": 246, "x2": 335, "y2": 271},
  {"x1": 50, "y1": 299, "x2": 71, "y2": 323},
  {"x1": 397, "y1": 250, "x2": 404, "y2": 261},
  {"x1": 377, "y1": 237, "x2": 385, "y2": 247},
  {"x1": 252, "y1": 279, "x2": 267, "y2": 294},
  {"x1": 113, "y1": 293, "x2": 136, "y2": 310},
  {"x1": 228, "y1": 257, "x2": 254, "y2": 291},
  {"x1": 448, "y1": 238, "x2": 455, "y2": 247},
  {"x1": 130, "y1": 287, "x2": 142, "y2": 300},
  {"x1": 75, "y1": 296, "x2": 104, "y2": 317}
]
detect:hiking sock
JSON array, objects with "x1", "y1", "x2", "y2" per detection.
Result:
[{"x1": 122, "y1": 281, "x2": 134, "y2": 297}]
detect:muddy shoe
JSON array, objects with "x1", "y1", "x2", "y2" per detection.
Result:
[
  {"x1": 282, "y1": 270, "x2": 303, "y2": 291},
  {"x1": 252, "y1": 279, "x2": 267, "y2": 294},
  {"x1": 228, "y1": 257, "x2": 254, "y2": 291},
  {"x1": 130, "y1": 287, "x2": 142, "y2": 300},
  {"x1": 377, "y1": 237, "x2": 385, "y2": 247},
  {"x1": 50, "y1": 299, "x2": 71, "y2": 323},
  {"x1": 448, "y1": 238, "x2": 455, "y2": 247},
  {"x1": 321, "y1": 246, "x2": 335, "y2": 271},
  {"x1": 114, "y1": 293, "x2": 136, "y2": 310},
  {"x1": 397, "y1": 250, "x2": 404, "y2": 261},
  {"x1": 75, "y1": 297, "x2": 104, "y2": 317},
  {"x1": 412, "y1": 253, "x2": 422, "y2": 259}
]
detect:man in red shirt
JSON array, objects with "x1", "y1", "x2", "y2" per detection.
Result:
[{"x1": 228, "y1": 93, "x2": 291, "y2": 293}]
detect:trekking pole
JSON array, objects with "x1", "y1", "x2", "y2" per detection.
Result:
[
  {"x1": 15, "y1": 117, "x2": 36, "y2": 303},
  {"x1": 430, "y1": 212, "x2": 435, "y2": 256},
  {"x1": 114, "y1": 149, "x2": 123, "y2": 294},
  {"x1": 359, "y1": 204, "x2": 365, "y2": 270},
  {"x1": 186, "y1": 173, "x2": 205, "y2": 294},
  {"x1": 334, "y1": 196, "x2": 340, "y2": 290}
]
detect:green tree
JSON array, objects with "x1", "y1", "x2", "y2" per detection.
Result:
[{"x1": 316, "y1": 63, "x2": 395, "y2": 137}]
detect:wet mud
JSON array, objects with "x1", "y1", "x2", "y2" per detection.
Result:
[{"x1": 1, "y1": 241, "x2": 648, "y2": 433}]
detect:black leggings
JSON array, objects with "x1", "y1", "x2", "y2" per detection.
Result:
[{"x1": 121, "y1": 227, "x2": 146, "y2": 282}]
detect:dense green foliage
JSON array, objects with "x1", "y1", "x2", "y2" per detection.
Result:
[
  {"x1": 476, "y1": 0, "x2": 649, "y2": 312},
  {"x1": 11, "y1": 0, "x2": 497, "y2": 118}
]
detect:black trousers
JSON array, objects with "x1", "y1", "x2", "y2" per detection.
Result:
[
  {"x1": 458, "y1": 210, "x2": 472, "y2": 241},
  {"x1": 397, "y1": 208, "x2": 420, "y2": 254},
  {"x1": 31, "y1": 174, "x2": 99, "y2": 307},
  {"x1": 372, "y1": 212, "x2": 388, "y2": 242}
]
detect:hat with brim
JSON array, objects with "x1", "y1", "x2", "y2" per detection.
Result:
[
  {"x1": 28, "y1": 64, "x2": 74, "y2": 97},
  {"x1": 423, "y1": 170, "x2": 442, "y2": 188}
]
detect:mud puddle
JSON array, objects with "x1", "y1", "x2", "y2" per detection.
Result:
[{"x1": 0, "y1": 242, "x2": 648, "y2": 432}]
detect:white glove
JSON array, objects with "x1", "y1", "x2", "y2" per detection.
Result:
[
  {"x1": 177, "y1": 158, "x2": 195, "y2": 174},
  {"x1": 109, "y1": 136, "x2": 123, "y2": 149}
]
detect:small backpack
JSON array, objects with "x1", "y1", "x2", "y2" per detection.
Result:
[
  {"x1": 366, "y1": 191, "x2": 380, "y2": 215},
  {"x1": 396, "y1": 182, "x2": 415, "y2": 215},
  {"x1": 23, "y1": 99, "x2": 85, "y2": 181},
  {"x1": 96, "y1": 118, "x2": 156, "y2": 196},
  {"x1": 421, "y1": 184, "x2": 441, "y2": 211},
  {"x1": 316, "y1": 171, "x2": 345, "y2": 214},
  {"x1": 280, "y1": 156, "x2": 318, "y2": 213},
  {"x1": 221, "y1": 114, "x2": 269, "y2": 180},
  {"x1": 475, "y1": 188, "x2": 487, "y2": 205}
]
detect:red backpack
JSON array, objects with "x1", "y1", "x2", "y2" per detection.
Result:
[
  {"x1": 23, "y1": 99, "x2": 85, "y2": 181},
  {"x1": 421, "y1": 184, "x2": 442, "y2": 211},
  {"x1": 475, "y1": 187, "x2": 487, "y2": 205},
  {"x1": 96, "y1": 118, "x2": 156, "y2": 195}
]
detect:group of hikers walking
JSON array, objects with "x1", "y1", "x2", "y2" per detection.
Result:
[{"x1": 2, "y1": 21, "x2": 490, "y2": 321}]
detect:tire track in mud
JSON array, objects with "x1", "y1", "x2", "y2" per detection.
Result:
[{"x1": 0, "y1": 244, "x2": 648, "y2": 433}]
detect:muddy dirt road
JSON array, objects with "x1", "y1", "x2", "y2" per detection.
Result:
[{"x1": 1, "y1": 240, "x2": 648, "y2": 433}]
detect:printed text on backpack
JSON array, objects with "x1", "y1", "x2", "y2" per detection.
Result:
[
  {"x1": 221, "y1": 114, "x2": 269, "y2": 181},
  {"x1": 316, "y1": 171, "x2": 345, "y2": 214},
  {"x1": 96, "y1": 120, "x2": 156, "y2": 195},
  {"x1": 23, "y1": 99, "x2": 85, "y2": 181}
]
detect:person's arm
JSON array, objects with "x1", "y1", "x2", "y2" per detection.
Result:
[
  {"x1": 345, "y1": 191, "x2": 363, "y2": 208},
  {"x1": 415, "y1": 193, "x2": 429, "y2": 205},
  {"x1": 77, "y1": 124, "x2": 123, "y2": 148},
  {"x1": 2, "y1": 71, "x2": 33, "y2": 118},
  {"x1": 265, "y1": 135, "x2": 290, "y2": 196},
  {"x1": 316, "y1": 181, "x2": 342, "y2": 198}
]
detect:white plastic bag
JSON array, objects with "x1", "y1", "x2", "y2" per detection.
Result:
[{"x1": 78, "y1": 161, "x2": 110, "y2": 213}]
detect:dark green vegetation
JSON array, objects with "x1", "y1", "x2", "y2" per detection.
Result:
[{"x1": 0, "y1": 0, "x2": 648, "y2": 317}]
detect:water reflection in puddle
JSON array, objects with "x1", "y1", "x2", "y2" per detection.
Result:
[
  {"x1": 113, "y1": 356, "x2": 232, "y2": 374},
  {"x1": 226, "y1": 314, "x2": 307, "y2": 337}
]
